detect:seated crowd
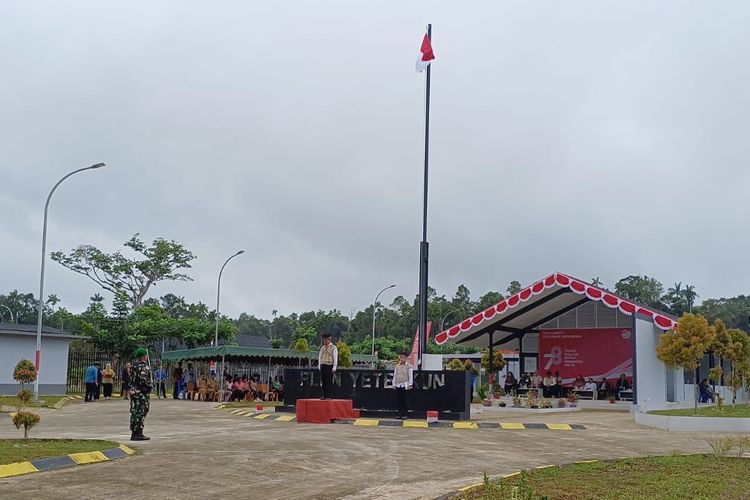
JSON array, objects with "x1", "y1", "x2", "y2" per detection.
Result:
[
  {"x1": 504, "y1": 371, "x2": 631, "y2": 399},
  {"x1": 174, "y1": 372, "x2": 284, "y2": 403}
]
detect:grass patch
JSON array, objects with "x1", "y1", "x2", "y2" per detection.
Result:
[
  {"x1": 650, "y1": 404, "x2": 750, "y2": 418},
  {"x1": 459, "y1": 455, "x2": 750, "y2": 500},
  {"x1": 221, "y1": 400, "x2": 283, "y2": 409},
  {"x1": 0, "y1": 395, "x2": 67, "y2": 409},
  {"x1": 0, "y1": 439, "x2": 120, "y2": 465}
]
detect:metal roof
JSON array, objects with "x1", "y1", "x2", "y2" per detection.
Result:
[
  {"x1": 435, "y1": 272, "x2": 677, "y2": 348},
  {"x1": 161, "y1": 345, "x2": 377, "y2": 363},
  {"x1": 0, "y1": 322, "x2": 85, "y2": 340}
]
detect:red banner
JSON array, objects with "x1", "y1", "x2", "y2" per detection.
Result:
[
  {"x1": 409, "y1": 321, "x2": 432, "y2": 366},
  {"x1": 538, "y1": 328, "x2": 632, "y2": 385}
]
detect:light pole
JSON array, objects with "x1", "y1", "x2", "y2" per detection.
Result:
[
  {"x1": 371, "y1": 284, "x2": 396, "y2": 357},
  {"x1": 215, "y1": 250, "x2": 245, "y2": 347},
  {"x1": 440, "y1": 309, "x2": 461, "y2": 333},
  {"x1": 34, "y1": 163, "x2": 106, "y2": 401},
  {"x1": 1, "y1": 305, "x2": 14, "y2": 323}
]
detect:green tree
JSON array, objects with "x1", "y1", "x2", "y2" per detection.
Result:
[
  {"x1": 656, "y1": 313, "x2": 716, "y2": 414},
  {"x1": 12, "y1": 359, "x2": 40, "y2": 443},
  {"x1": 614, "y1": 275, "x2": 665, "y2": 309},
  {"x1": 711, "y1": 319, "x2": 750, "y2": 408},
  {"x1": 51, "y1": 234, "x2": 196, "y2": 309},
  {"x1": 336, "y1": 340, "x2": 353, "y2": 368},
  {"x1": 506, "y1": 281, "x2": 522, "y2": 296}
]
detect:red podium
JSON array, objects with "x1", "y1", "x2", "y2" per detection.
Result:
[{"x1": 296, "y1": 399, "x2": 360, "y2": 423}]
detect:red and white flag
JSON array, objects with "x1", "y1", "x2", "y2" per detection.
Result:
[{"x1": 415, "y1": 33, "x2": 435, "y2": 72}]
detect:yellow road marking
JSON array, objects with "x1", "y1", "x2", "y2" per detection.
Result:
[
  {"x1": 402, "y1": 420, "x2": 429, "y2": 428},
  {"x1": 546, "y1": 423, "x2": 572, "y2": 431},
  {"x1": 254, "y1": 413, "x2": 271, "y2": 419},
  {"x1": 0, "y1": 462, "x2": 38, "y2": 478},
  {"x1": 229, "y1": 409, "x2": 244, "y2": 414},
  {"x1": 68, "y1": 451, "x2": 109, "y2": 465},
  {"x1": 500, "y1": 422, "x2": 526, "y2": 430},
  {"x1": 453, "y1": 422, "x2": 478, "y2": 429},
  {"x1": 275, "y1": 415, "x2": 295, "y2": 422},
  {"x1": 458, "y1": 483, "x2": 483, "y2": 492},
  {"x1": 353, "y1": 418, "x2": 379, "y2": 426},
  {"x1": 119, "y1": 444, "x2": 137, "y2": 455}
]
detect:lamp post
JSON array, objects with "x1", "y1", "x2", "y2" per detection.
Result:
[
  {"x1": 371, "y1": 284, "x2": 396, "y2": 357},
  {"x1": 34, "y1": 163, "x2": 106, "y2": 401},
  {"x1": 1, "y1": 305, "x2": 14, "y2": 323},
  {"x1": 215, "y1": 250, "x2": 245, "y2": 347}
]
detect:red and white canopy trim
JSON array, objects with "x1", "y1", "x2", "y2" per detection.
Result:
[
  {"x1": 416, "y1": 33, "x2": 435, "y2": 72},
  {"x1": 434, "y1": 272, "x2": 678, "y2": 346}
]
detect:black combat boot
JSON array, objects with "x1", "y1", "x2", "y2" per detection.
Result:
[{"x1": 131, "y1": 430, "x2": 150, "y2": 441}]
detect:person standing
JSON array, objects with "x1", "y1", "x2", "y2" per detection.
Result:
[
  {"x1": 102, "y1": 363, "x2": 115, "y2": 400},
  {"x1": 121, "y1": 362, "x2": 132, "y2": 400},
  {"x1": 172, "y1": 362, "x2": 183, "y2": 400},
  {"x1": 129, "y1": 347, "x2": 153, "y2": 441},
  {"x1": 84, "y1": 362, "x2": 98, "y2": 402},
  {"x1": 318, "y1": 333, "x2": 338, "y2": 400},
  {"x1": 184, "y1": 363, "x2": 196, "y2": 400},
  {"x1": 154, "y1": 362, "x2": 167, "y2": 399},
  {"x1": 95, "y1": 362, "x2": 103, "y2": 401},
  {"x1": 392, "y1": 352, "x2": 413, "y2": 419}
]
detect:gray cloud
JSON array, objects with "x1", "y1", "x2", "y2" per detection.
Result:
[{"x1": 2, "y1": 1, "x2": 749, "y2": 320}]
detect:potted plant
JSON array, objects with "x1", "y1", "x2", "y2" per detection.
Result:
[
  {"x1": 498, "y1": 401, "x2": 507, "y2": 407},
  {"x1": 477, "y1": 384, "x2": 491, "y2": 407},
  {"x1": 558, "y1": 398, "x2": 567, "y2": 408},
  {"x1": 608, "y1": 395, "x2": 616, "y2": 404},
  {"x1": 512, "y1": 396, "x2": 522, "y2": 408},
  {"x1": 526, "y1": 390, "x2": 538, "y2": 409},
  {"x1": 566, "y1": 392, "x2": 579, "y2": 407},
  {"x1": 541, "y1": 398, "x2": 552, "y2": 409}
]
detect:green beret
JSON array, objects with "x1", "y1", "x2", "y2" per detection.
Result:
[{"x1": 134, "y1": 347, "x2": 148, "y2": 357}]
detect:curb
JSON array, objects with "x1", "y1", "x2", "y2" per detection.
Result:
[
  {"x1": 435, "y1": 461, "x2": 602, "y2": 499},
  {"x1": 51, "y1": 395, "x2": 83, "y2": 410},
  {"x1": 215, "y1": 407, "x2": 586, "y2": 430},
  {"x1": 0, "y1": 444, "x2": 136, "y2": 479}
]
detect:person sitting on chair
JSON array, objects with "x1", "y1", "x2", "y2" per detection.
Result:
[
  {"x1": 206, "y1": 375, "x2": 218, "y2": 402},
  {"x1": 583, "y1": 378, "x2": 597, "y2": 392},
  {"x1": 197, "y1": 376, "x2": 207, "y2": 401},
  {"x1": 598, "y1": 377, "x2": 610, "y2": 400}
]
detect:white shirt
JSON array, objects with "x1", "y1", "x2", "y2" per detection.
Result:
[
  {"x1": 583, "y1": 382, "x2": 597, "y2": 391},
  {"x1": 318, "y1": 343, "x2": 338, "y2": 371},
  {"x1": 392, "y1": 363, "x2": 413, "y2": 389}
]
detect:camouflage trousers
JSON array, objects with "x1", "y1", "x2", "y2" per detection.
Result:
[{"x1": 129, "y1": 394, "x2": 150, "y2": 432}]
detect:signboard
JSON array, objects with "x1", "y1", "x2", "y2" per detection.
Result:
[
  {"x1": 283, "y1": 368, "x2": 470, "y2": 420},
  {"x1": 538, "y1": 328, "x2": 632, "y2": 384}
]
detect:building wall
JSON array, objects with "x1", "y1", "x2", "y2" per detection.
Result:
[
  {"x1": 634, "y1": 316, "x2": 667, "y2": 410},
  {"x1": 0, "y1": 335, "x2": 70, "y2": 394}
]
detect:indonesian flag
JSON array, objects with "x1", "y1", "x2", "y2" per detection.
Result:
[
  {"x1": 409, "y1": 321, "x2": 432, "y2": 366},
  {"x1": 416, "y1": 33, "x2": 435, "y2": 72}
]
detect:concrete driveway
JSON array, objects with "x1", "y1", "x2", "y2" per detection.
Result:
[{"x1": 0, "y1": 399, "x2": 714, "y2": 499}]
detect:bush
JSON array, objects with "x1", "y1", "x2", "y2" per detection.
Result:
[
  {"x1": 477, "y1": 383, "x2": 489, "y2": 400},
  {"x1": 12, "y1": 412, "x2": 41, "y2": 442},
  {"x1": 447, "y1": 359, "x2": 465, "y2": 371},
  {"x1": 13, "y1": 359, "x2": 37, "y2": 385}
]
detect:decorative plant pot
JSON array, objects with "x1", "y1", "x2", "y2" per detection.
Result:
[
  {"x1": 482, "y1": 400, "x2": 492, "y2": 407},
  {"x1": 498, "y1": 402, "x2": 506, "y2": 407},
  {"x1": 609, "y1": 399, "x2": 616, "y2": 404},
  {"x1": 530, "y1": 405, "x2": 539, "y2": 409}
]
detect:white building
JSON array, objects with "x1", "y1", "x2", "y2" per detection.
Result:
[
  {"x1": 435, "y1": 272, "x2": 747, "y2": 411},
  {"x1": 0, "y1": 323, "x2": 80, "y2": 395}
]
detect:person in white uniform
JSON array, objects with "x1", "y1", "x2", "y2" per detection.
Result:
[{"x1": 392, "y1": 352, "x2": 413, "y2": 419}]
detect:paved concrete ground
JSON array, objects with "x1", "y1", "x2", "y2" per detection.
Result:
[{"x1": 0, "y1": 399, "x2": 716, "y2": 500}]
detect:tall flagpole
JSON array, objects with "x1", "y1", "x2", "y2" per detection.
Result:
[{"x1": 417, "y1": 24, "x2": 432, "y2": 371}]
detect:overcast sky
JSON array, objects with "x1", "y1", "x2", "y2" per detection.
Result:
[{"x1": 2, "y1": 1, "x2": 749, "y2": 320}]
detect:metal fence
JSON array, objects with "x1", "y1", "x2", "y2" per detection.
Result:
[{"x1": 67, "y1": 346, "x2": 306, "y2": 395}]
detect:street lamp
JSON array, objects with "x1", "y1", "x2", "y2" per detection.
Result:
[
  {"x1": 215, "y1": 250, "x2": 245, "y2": 347},
  {"x1": 1, "y1": 305, "x2": 14, "y2": 323},
  {"x1": 35, "y1": 162, "x2": 106, "y2": 401},
  {"x1": 371, "y1": 284, "x2": 396, "y2": 357},
  {"x1": 440, "y1": 309, "x2": 461, "y2": 333}
]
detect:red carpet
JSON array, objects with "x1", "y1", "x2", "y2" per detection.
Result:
[{"x1": 296, "y1": 399, "x2": 360, "y2": 423}]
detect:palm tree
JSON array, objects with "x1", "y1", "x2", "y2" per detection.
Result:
[
  {"x1": 666, "y1": 282, "x2": 686, "y2": 315},
  {"x1": 683, "y1": 285, "x2": 699, "y2": 313},
  {"x1": 90, "y1": 293, "x2": 105, "y2": 303}
]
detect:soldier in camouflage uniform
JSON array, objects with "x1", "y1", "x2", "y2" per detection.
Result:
[{"x1": 130, "y1": 347, "x2": 153, "y2": 441}]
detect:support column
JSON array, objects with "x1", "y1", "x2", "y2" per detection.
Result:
[
  {"x1": 488, "y1": 331, "x2": 494, "y2": 400},
  {"x1": 631, "y1": 313, "x2": 638, "y2": 405}
]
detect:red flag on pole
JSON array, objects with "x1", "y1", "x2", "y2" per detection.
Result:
[
  {"x1": 416, "y1": 33, "x2": 435, "y2": 72},
  {"x1": 409, "y1": 321, "x2": 432, "y2": 366}
]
